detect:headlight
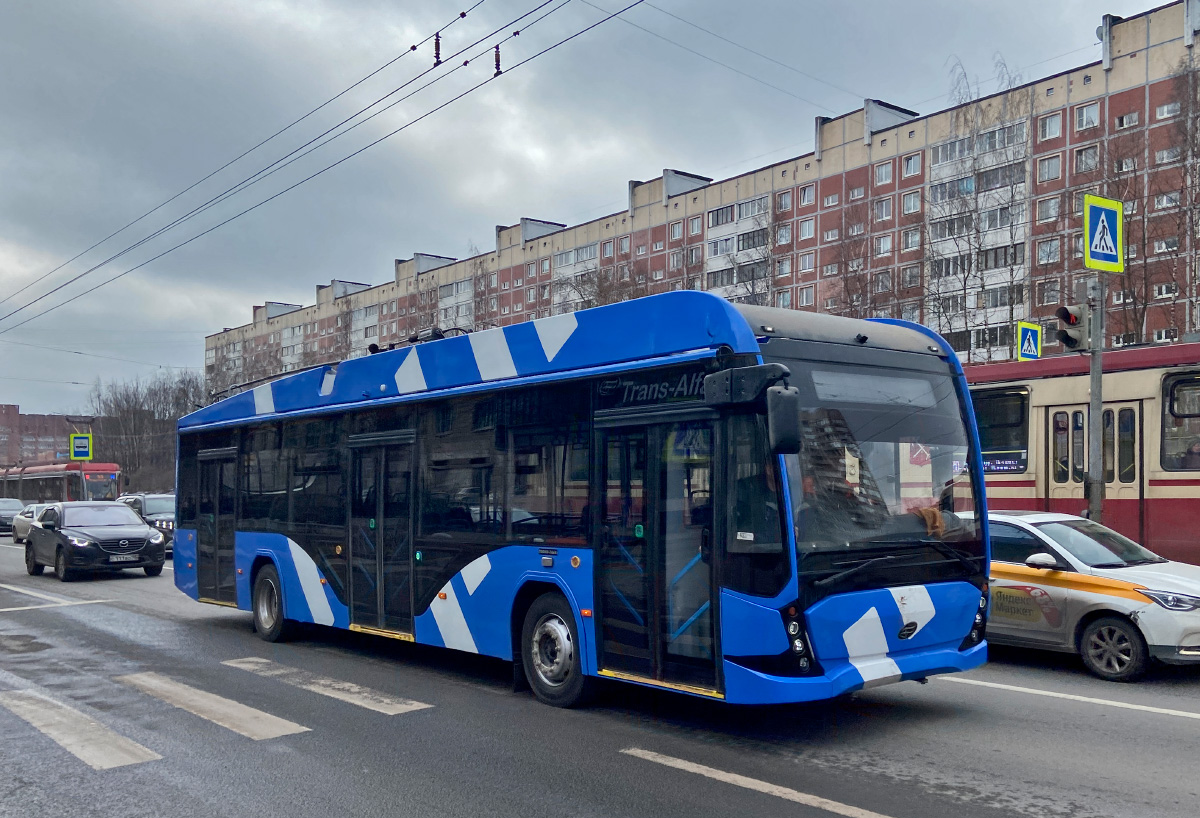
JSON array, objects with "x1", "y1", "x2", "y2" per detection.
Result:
[
  {"x1": 149, "y1": 530, "x2": 165, "y2": 545},
  {"x1": 1140, "y1": 590, "x2": 1200, "y2": 611},
  {"x1": 67, "y1": 535, "x2": 93, "y2": 548}
]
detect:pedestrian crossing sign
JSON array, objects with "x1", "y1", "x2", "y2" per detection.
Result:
[
  {"x1": 1083, "y1": 194, "x2": 1124, "y2": 273},
  {"x1": 1017, "y1": 321, "x2": 1041, "y2": 362}
]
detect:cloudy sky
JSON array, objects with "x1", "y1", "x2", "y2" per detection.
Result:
[{"x1": 0, "y1": 0, "x2": 1154, "y2": 413}]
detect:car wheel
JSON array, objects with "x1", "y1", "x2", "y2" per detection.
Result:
[
  {"x1": 1080, "y1": 616, "x2": 1148, "y2": 682},
  {"x1": 25, "y1": 545, "x2": 43, "y2": 576},
  {"x1": 521, "y1": 592, "x2": 592, "y2": 708},
  {"x1": 144, "y1": 564, "x2": 164, "y2": 577},
  {"x1": 252, "y1": 563, "x2": 292, "y2": 642},
  {"x1": 54, "y1": 548, "x2": 75, "y2": 583}
]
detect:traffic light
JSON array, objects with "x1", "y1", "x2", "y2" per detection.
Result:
[{"x1": 1055, "y1": 304, "x2": 1091, "y2": 350}]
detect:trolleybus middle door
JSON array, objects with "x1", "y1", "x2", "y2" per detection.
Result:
[{"x1": 349, "y1": 441, "x2": 415, "y2": 636}]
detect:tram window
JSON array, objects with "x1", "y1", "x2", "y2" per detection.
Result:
[
  {"x1": 1052, "y1": 412, "x2": 1069, "y2": 483},
  {"x1": 971, "y1": 388, "x2": 1029, "y2": 473},
  {"x1": 1071, "y1": 411, "x2": 1085, "y2": 483},
  {"x1": 1163, "y1": 375, "x2": 1200, "y2": 470},
  {"x1": 1103, "y1": 410, "x2": 1115, "y2": 483},
  {"x1": 1118, "y1": 408, "x2": 1136, "y2": 483}
]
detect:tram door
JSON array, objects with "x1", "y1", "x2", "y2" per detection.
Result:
[
  {"x1": 596, "y1": 420, "x2": 719, "y2": 694},
  {"x1": 349, "y1": 438, "x2": 415, "y2": 636},
  {"x1": 196, "y1": 452, "x2": 237, "y2": 605},
  {"x1": 1045, "y1": 403, "x2": 1143, "y2": 539}
]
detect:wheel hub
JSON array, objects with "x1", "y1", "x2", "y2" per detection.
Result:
[
  {"x1": 256, "y1": 579, "x2": 279, "y2": 631},
  {"x1": 530, "y1": 614, "x2": 573, "y2": 688},
  {"x1": 1087, "y1": 625, "x2": 1133, "y2": 674}
]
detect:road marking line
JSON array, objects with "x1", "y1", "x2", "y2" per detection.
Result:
[
  {"x1": 939, "y1": 676, "x2": 1200, "y2": 720},
  {"x1": 0, "y1": 600, "x2": 115, "y2": 614},
  {"x1": 223, "y1": 657, "x2": 433, "y2": 715},
  {"x1": 0, "y1": 543, "x2": 25, "y2": 550},
  {"x1": 116, "y1": 672, "x2": 309, "y2": 740},
  {"x1": 0, "y1": 583, "x2": 72, "y2": 604},
  {"x1": 621, "y1": 748, "x2": 895, "y2": 818},
  {"x1": 0, "y1": 689, "x2": 161, "y2": 770}
]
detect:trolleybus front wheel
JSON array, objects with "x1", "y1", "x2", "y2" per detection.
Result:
[
  {"x1": 521, "y1": 593, "x2": 592, "y2": 708},
  {"x1": 252, "y1": 563, "x2": 293, "y2": 642}
]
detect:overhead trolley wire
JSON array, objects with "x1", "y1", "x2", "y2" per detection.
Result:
[
  {"x1": 0, "y1": 0, "x2": 565, "y2": 333},
  {"x1": 0, "y1": 0, "x2": 648, "y2": 337},
  {"x1": 0, "y1": 1, "x2": 488, "y2": 311}
]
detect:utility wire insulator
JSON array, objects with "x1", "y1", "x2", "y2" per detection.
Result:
[
  {"x1": 494, "y1": 44, "x2": 502, "y2": 77},
  {"x1": 434, "y1": 32, "x2": 442, "y2": 67}
]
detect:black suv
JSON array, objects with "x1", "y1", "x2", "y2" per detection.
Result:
[
  {"x1": 25, "y1": 502, "x2": 167, "y2": 581},
  {"x1": 118, "y1": 493, "x2": 175, "y2": 553}
]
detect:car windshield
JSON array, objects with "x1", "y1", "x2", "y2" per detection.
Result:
[
  {"x1": 1034, "y1": 519, "x2": 1166, "y2": 567},
  {"x1": 63, "y1": 505, "x2": 144, "y2": 527},
  {"x1": 770, "y1": 358, "x2": 982, "y2": 560},
  {"x1": 142, "y1": 496, "x2": 175, "y2": 515},
  {"x1": 0, "y1": 499, "x2": 23, "y2": 513}
]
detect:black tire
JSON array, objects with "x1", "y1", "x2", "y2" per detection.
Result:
[
  {"x1": 54, "y1": 548, "x2": 74, "y2": 583},
  {"x1": 521, "y1": 593, "x2": 592, "y2": 708},
  {"x1": 144, "y1": 564, "x2": 164, "y2": 577},
  {"x1": 25, "y1": 545, "x2": 43, "y2": 576},
  {"x1": 252, "y1": 563, "x2": 292, "y2": 642},
  {"x1": 12, "y1": 533, "x2": 22, "y2": 545},
  {"x1": 1080, "y1": 616, "x2": 1148, "y2": 682}
]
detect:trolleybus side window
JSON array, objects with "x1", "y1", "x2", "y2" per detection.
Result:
[
  {"x1": 1052, "y1": 411, "x2": 1069, "y2": 483},
  {"x1": 725, "y1": 414, "x2": 788, "y2": 597},
  {"x1": 971, "y1": 388, "x2": 1029, "y2": 473},
  {"x1": 1163, "y1": 374, "x2": 1200, "y2": 470}
]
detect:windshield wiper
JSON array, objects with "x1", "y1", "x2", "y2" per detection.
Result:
[
  {"x1": 1092, "y1": 557, "x2": 1167, "y2": 568},
  {"x1": 857, "y1": 538, "x2": 983, "y2": 573},
  {"x1": 813, "y1": 555, "x2": 901, "y2": 588}
]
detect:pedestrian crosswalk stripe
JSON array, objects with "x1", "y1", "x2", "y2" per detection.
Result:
[
  {"x1": 0, "y1": 689, "x2": 161, "y2": 770},
  {"x1": 116, "y1": 672, "x2": 309, "y2": 740},
  {"x1": 223, "y1": 657, "x2": 433, "y2": 715}
]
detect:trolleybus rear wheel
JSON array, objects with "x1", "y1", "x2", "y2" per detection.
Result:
[{"x1": 521, "y1": 593, "x2": 592, "y2": 708}]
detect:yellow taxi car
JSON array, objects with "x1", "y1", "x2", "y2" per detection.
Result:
[{"x1": 984, "y1": 512, "x2": 1200, "y2": 681}]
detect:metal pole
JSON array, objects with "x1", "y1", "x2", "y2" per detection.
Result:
[{"x1": 1087, "y1": 274, "x2": 1105, "y2": 523}]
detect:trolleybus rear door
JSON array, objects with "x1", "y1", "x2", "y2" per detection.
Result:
[
  {"x1": 596, "y1": 419, "x2": 719, "y2": 694},
  {"x1": 196, "y1": 451, "x2": 237, "y2": 605},
  {"x1": 349, "y1": 439, "x2": 415, "y2": 636}
]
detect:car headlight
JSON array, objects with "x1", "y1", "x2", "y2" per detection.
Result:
[
  {"x1": 67, "y1": 535, "x2": 93, "y2": 548},
  {"x1": 149, "y1": 530, "x2": 165, "y2": 545},
  {"x1": 1140, "y1": 590, "x2": 1200, "y2": 612}
]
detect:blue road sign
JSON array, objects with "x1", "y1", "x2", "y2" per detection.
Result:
[
  {"x1": 1017, "y1": 321, "x2": 1041, "y2": 362},
  {"x1": 69, "y1": 433, "x2": 93, "y2": 461}
]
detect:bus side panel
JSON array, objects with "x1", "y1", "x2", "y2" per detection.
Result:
[
  {"x1": 719, "y1": 591, "x2": 790, "y2": 657},
  {"x1": 173, "y1": 529, "x2": 199, "y2": 598},
  {"x1": 412, "y1": 545, "x2": 595, "y2": 669},
  {"x1": 233, "y1": 532, "x2": 349, "y2": 626}
]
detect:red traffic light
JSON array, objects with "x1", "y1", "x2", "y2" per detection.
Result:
[{"x1": 1055, "y1": 305, "x2": 1081, "y2": 326}]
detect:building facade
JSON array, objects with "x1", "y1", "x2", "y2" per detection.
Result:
[
  {"x1": 0, "y1": 405, "x2": 81, "y2": 467},
  {"x1": 206, "y1": 1, "x2": 1200, "y2": 398}
]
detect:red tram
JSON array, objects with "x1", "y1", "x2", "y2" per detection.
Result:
[{"x1": 0, "y1": 462, "x2": 123, "y2": 503}]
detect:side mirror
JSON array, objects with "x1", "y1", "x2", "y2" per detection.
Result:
[
  {"x1": 43, "y1": 520, "x2": 56, "y2": 531},
  {"x1": 1025, "y1": 552, "x2": 1061, "y2": 570},
  {"x1": 767, "y1": 385, "x2": 802, "y2": 454}
]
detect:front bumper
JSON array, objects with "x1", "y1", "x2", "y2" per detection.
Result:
[
  {"x1": 1138, "y1": 605, "x2": 1200, "y2": 665},
  {"x1": 63, "y1": 544, "x2": 167, "y2": 571}
]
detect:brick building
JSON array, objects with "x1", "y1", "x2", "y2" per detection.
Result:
[
  {"x1": 206, "y1": 1, "x2": 1200, "y2": 398},
  {"x1": 0, "y1": 405, "x2": 78, "y2": 466}
]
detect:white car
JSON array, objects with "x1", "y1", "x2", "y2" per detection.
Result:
[
  {"x1": 11, "y1": 503, "x2": 49, "y2": 544},
  {"x1": 984, "y1": 511, "x2": 1200, "y2": 681}
]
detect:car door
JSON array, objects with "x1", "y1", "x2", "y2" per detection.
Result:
[
  {"x1": 32, "y1": 506, "x2": 58, "y2": 564},
  {"x1": 987, "y1": 521, "x2": 1074, "y2": 649}
]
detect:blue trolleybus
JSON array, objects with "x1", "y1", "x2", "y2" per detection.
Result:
[{"x1": 174, "y1": 292, "x2": 989, "y2": 706}]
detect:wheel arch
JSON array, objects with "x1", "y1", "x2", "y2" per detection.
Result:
[
  {"x1": 509, "y1": 579, "x2": 593, "y2": 674},
  {"x1": 1074, "y1": 608, "x2": 1143, "y2": 653},
  {"x1": 249, "y1": 554, "x2": 283, "y2": 611}
]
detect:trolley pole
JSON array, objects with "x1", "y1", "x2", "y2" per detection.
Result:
[{"x1": 1087, "y1": 277, "x2": 1105, "y2": 524}]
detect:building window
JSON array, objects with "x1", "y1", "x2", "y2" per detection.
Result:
[
  {"x1": 824, "y1": 297, "x2": 838, "y2": 309},
  {"x1": 902, "y1": 153, "x2": 921, "y2": 177},
  {"x1": 901, "y1": 302, "x2": 919, "y2": 321},
  {"x1": 1154, "y1": 282, "x2": 1180, "y2": 299},
  {"x1": 636, "y1": 245, "x2": 647, "y2": 256},
  {"x1": 777, "y1": 223, "x2": 792, "y2": 244},
  {"x1": 1154, "y1": 237, "x2": 1180, "y2": 254},
  {"x1": 822, "y1": 263, "x2": 838, "y2": 277},
  {"x1": 1156, "y1": 146, "x2": 1182, "y2": 165},
  {"x1": 874, "y1": 234, "x2": 893, "y2": 256},
  {"x1": 1157, "y1": 101, "x2": 1181, "y2": 119},
  {"x1": 1155, "y1": 327, "x2": 1179, "y2": 343},
  {"x1": 797, "y1": 285, "x2": 814, "y2": 307},
  {"x1": 652, "y1": 240, "x2": 664, "y2": 252},
  {"x1": 686, "y1": 246, "x2": 703, "y2": 265},
  {"x1": 737, "y1": 228, "x2": 768, "y2": 252},
  {"x1": 1115, "y1": 157, "x2": 1136, "y2": 173},
  {"x1": 541, "y1": 258, "x2": 551, "y2": 273},
  {"x1": 823, "y1": 228, "x2": 839, "y2": 242},
  {"x1": 1038, "y1": 112, "x2": 1061, "y2": 141},
  {"x1": 1036, "y1": 196, "x2": 1060, "y2": 222},
  {"x1": 798, "y1": 251, "x2": 814, "y2": 272},
  {"x1": 931, "y1": 136, "x2": 971, "y2": 165},
  {"x1": 1155, "y1": 192, "x2": 1181, "y2": 210},
  {"x1": 901, "y1": 265, "x2": 920, "y2": 288},
  {"x1": 777, "y1": 190, "x2": 792, "y2": 211},
  {"x1": 776, "y1": 257, "x2": 792, "y2": 277},
  {"x1": 1114, "y1": 111, "x2": 1139, "y2": 129},
  {"x1": 1075, "y1": 102, "x2": 1099, "y2": 131},
  {"x1": 688, "y1": 215, "x2": 702, "y2": 236},
  {"x1": 708, "y1": 236, "x2": 735, "y2": 256},
  {"x1": 847, "y1": 222, "x2": 864, "y2": 237},
  {"x1": 1037, "y1": 154, "x2": 1061, "y2": 182},
  {"x1": 978, "y1": 243, "x2": 1025, "y2": 271},
  {"x1": 1075, "y1": 145, "x2": 1099, "y2": 173},
  {"x1": 849, "y1": 186, "x2": 865, "y2": 201},
  {"x1": 874, "y1": 271, "x2": 892, "y2": 292},
  {"x1": 1037, "y1": 238, "x2": 1061, "y2": 264},
  {"x1": 823, "y1": 193, "x2": 839, "y2": 208},
  {"x1": 775, "y1": 289, "x2": 792, "y2": 309},
  {"x1": 874, "y1": 162, "x2": 893, "y2": 187},
  {"x1": 1112, "y1": 288, "x2": 1134, "y2": 305},
  {"x1": 976, "y1": 122, "x2": 1027, "y2": 153},
  {"x1": 602, "y1": 240, "x2": 613, "y2": 258},
  {"x1": 669, "y1": 250, "x2": 682, "y2": 270},
  {"x1": 874, "y1": 198, "x2": 892, "y2": 221},
  {"x1": 736, "y1": 196, "x2": 769, "y2": 220},
  {"x1": 798, "y1": 218, "x2": 814, "y2": 240},
  {"x1": 799, "y1": 185, "x2": 815, "y2": 206},
  {"x1": 618, "y1": 236, "x2": 630, "y2": 254},
  {"x1": 902, "y1": 190, "x2": 921, "y2": 214},
  {"x1": 575, "y1": 244, "x2": 598, "y2": 263},
  {"x1": 901, "y1": 228, "x2": 920, "y2": 251},
  {"x1": 669, "y1": 222, "x2": 682, "y2": 241},
  {"x1": 652, "y1": 268, "x2": 664, "y2": 280},
  {"x1": 1034, "y1": 279, "x2": 1061, "y2": 306},
  {"x1": 976, "y1": 162, "x2": 1025, "y2": 193},
  {"x1": 709, "y1": 205, "x2": 734, "y2": 228}
]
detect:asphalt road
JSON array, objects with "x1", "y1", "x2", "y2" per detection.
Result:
[{"x1": 1, "y1": 535, "x2": 1198, "y2": 818}]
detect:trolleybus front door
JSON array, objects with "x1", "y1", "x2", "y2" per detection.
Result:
[
  {"x1": 196, "y1": 455, "x2": 237, "y2": 605},
  {"x1": 349, "y1": 442, "x2": 414, "y2": 636},
  {"x1": 597, "y1": 421, "x2": 719, "y2": 694}
]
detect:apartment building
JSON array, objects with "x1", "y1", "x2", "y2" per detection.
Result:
[{"x1": 206, "y1": 1, "x2": 1200, "y2": 398}]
